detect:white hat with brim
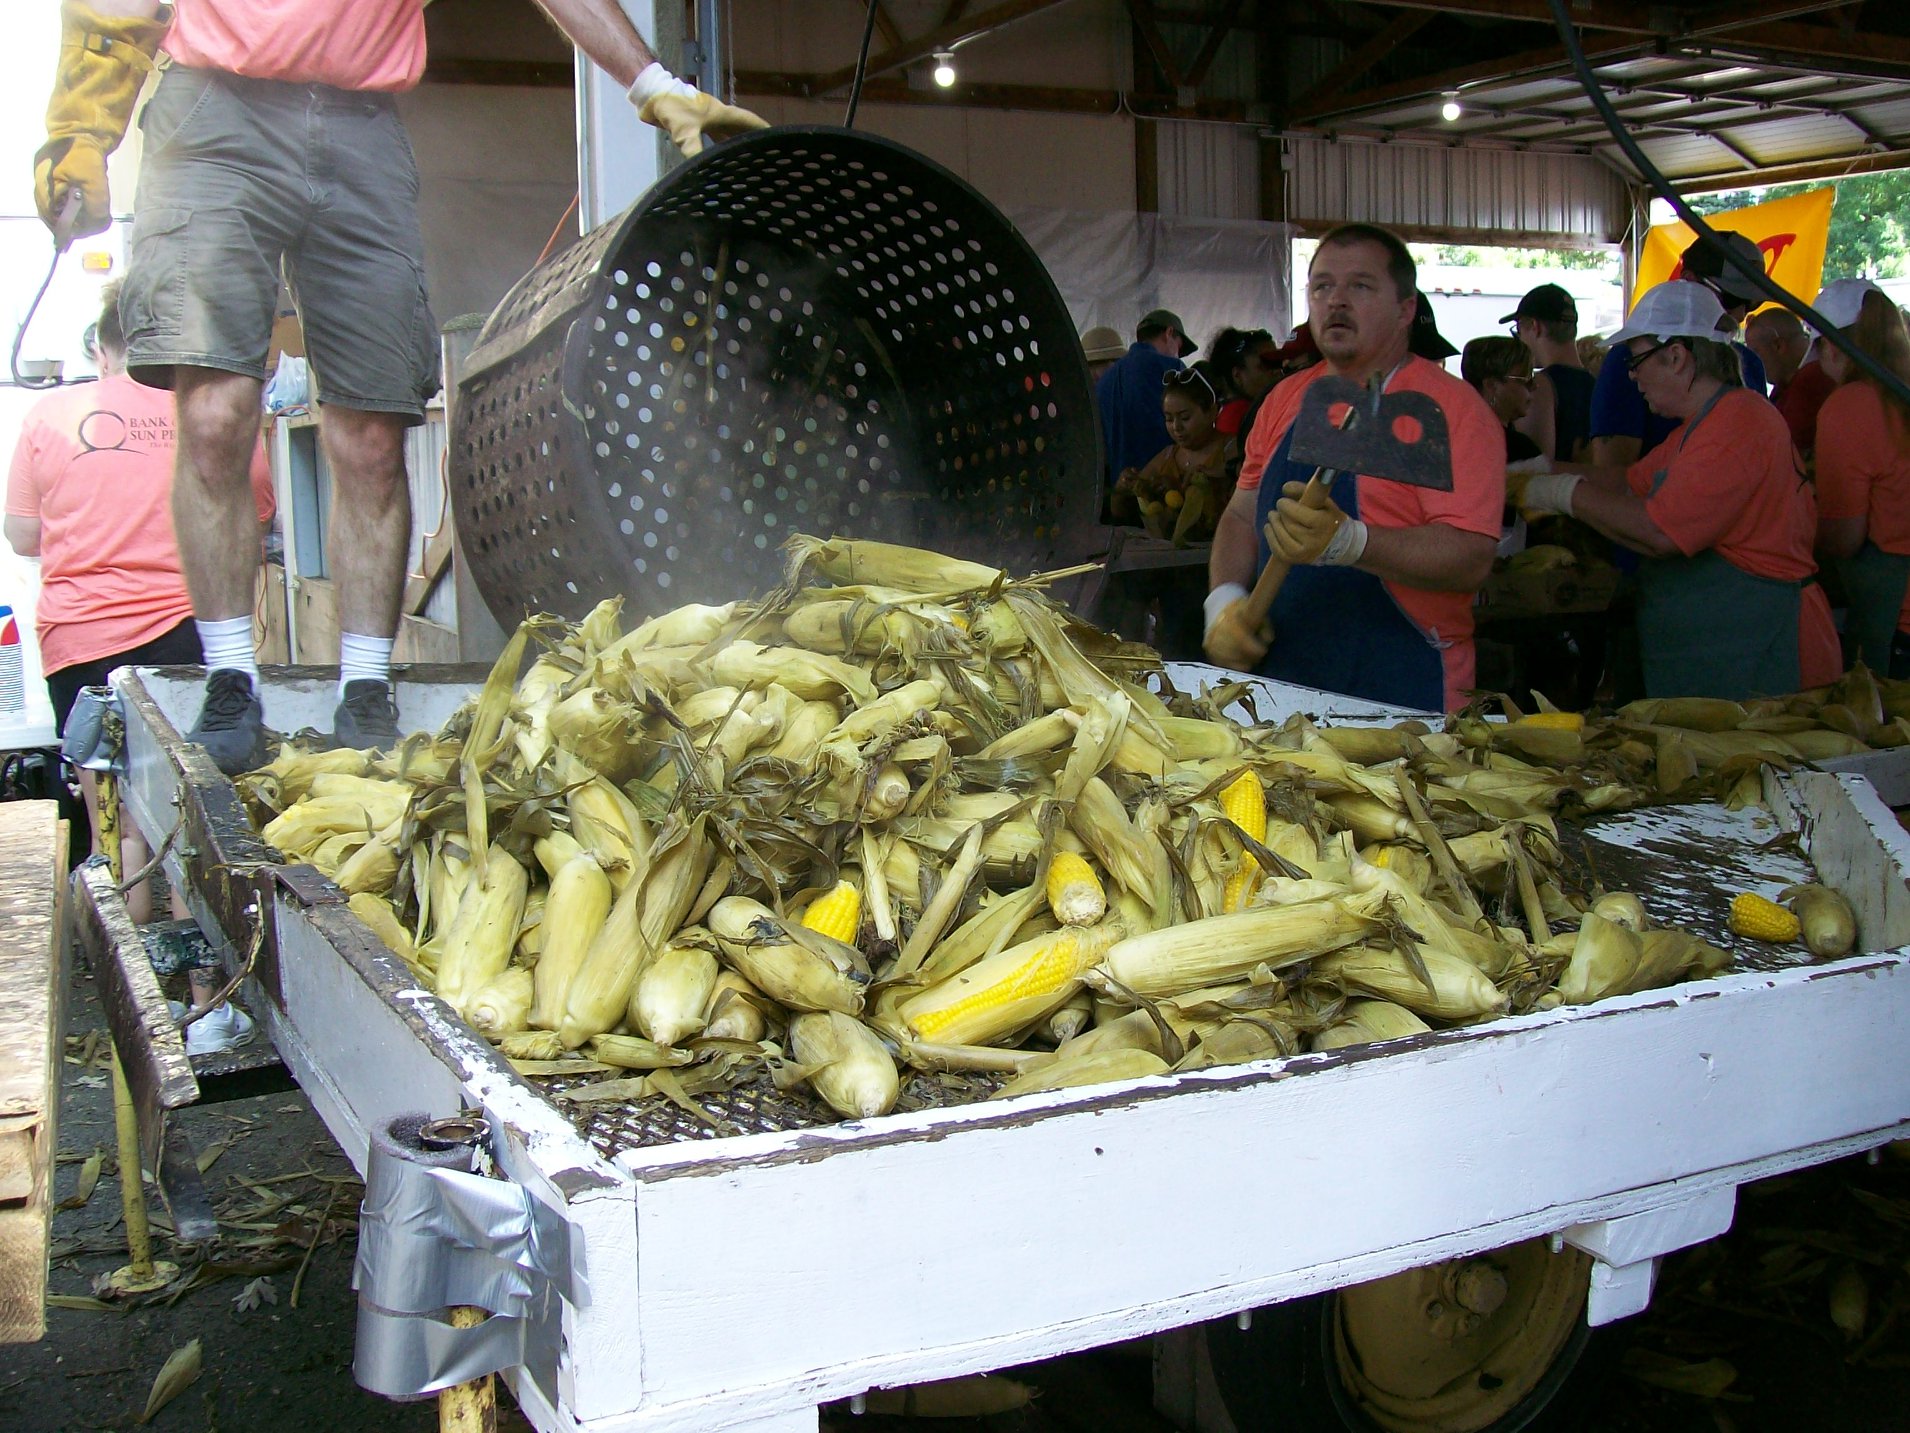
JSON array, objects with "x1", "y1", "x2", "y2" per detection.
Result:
[
  {"x1": 1811, "y1": 278, "x2": 1886, "y2": 333},
  {"x1": 1607, "y1": 281, "x2": 1735, "y2": 348}
]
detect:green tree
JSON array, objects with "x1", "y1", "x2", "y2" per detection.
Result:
[{"x1": 1687, "y1": 170, "x2": 1910, "y2": 280}]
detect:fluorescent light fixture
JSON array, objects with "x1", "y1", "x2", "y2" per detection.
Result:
[{"x1": 933, "y1": 51, "x2": 957, "y2": 87}]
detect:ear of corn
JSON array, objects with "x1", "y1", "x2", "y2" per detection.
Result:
[
  {"x1": 1729, "y1": 891, "x2": 1801, "y2": 944},
  {"x1": 1312, "y1": 999, "x2": 1431, "y2": 1051},
  {"x1": 465, "y1": 967, "x2": 534, "y2": 1038},
  {"x1": 800, "y1": 879, "x2": 863, "y2": 943},
  {"x1": 789, "y1": 1011, "x2": 900, "y2": 1119},
  {"x1": 1045, "y1": 852, "x2": 1107, "y2": 926},
  {"x1": 1219, "y1": 770, "x2": 1267, "y2": 844},
  {"x1": 590, "y1": 1033, "x2": 696, "y2": 1070},
  {"x1": 992, "y1": 1047, "x2": 1170, "y2": 1100},
  {"x1": 901, "y1": 919, "x2": 1125, "y2": 1047},
  {"x1": 631, "y1": 939, "x2": 719, "y2": 1046},
  {"x1": 434, "y1": 843, "x2": 530, "y2": 1012},
  {"x1": 1590, "y1": 892, "x2": 1648, "y2": 932},
  {"x1": 703, "y1": 969, "x2": 770, "y2": 1042},
  {"x1": 527, "y1": 841, "x2": 613, "y2": 1031},
  {"x1": 1556, "y1": 910, "x2": 1644, "y2": 1004},
  {"x1": 710, "y1": 896, "x2": 868, "y2": 1014},
  {"x1": 1780, "y1": 883, "x2": 1857, "y2": 958},
  {"x1": 1312, "y1": 944, "x2": 1506, "y2": 1020},
  {"x1": 1103, "y1": 891, "x2": 1386, "y2": 997}
]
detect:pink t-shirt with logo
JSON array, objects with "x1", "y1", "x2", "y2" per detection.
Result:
[
  {"x1": 165, "y1": 0, "x2": 428, "y2": 92},
  {"x1": 6, "y1": 374, "x2": 274, "y2": 675}
]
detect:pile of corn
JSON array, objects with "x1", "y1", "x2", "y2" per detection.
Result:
[{"x1": 239, "y1": 535, "x2": 1863, "y2": 1123}]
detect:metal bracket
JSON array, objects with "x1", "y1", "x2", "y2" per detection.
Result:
[
  {"x1": 1559, "y1": 1186, "x2": 1737, "y2": 1326},
  {"x1": 353, "y1": 1115, "x2": 574, "y2": 1400}
]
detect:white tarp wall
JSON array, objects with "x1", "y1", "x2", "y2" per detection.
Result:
[{"x1": 1009, "y1": 208, "x2": 1293, "y2": 360}]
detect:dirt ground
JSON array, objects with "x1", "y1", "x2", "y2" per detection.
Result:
[{"x1": 5, "y1": 960, "x2": 1910, "y2": 1433}]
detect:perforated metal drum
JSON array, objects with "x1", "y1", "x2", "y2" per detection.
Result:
[{"x1": 450, "y1": 127, "x2": 1100, "y2": 624}]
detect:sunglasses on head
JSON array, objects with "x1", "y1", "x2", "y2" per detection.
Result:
[{"x1": 1163, "y1": 368, "x2": 1216, "y2": 401}]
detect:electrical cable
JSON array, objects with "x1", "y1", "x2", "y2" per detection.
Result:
[
  {"x1": 1544, "y1": 0, "x2": 1910, "y2": 410},
  {"x1": 843, "y1": 0, "x2": 881, "y2": 130}
]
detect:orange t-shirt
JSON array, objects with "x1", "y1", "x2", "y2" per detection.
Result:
[
  {"x1": 1625, "y1": 387, "x2": 1839, "y2": 684},
  {"x1": 1238, "y1": 357, "x2": 1506, "y2": 710},
  {"x1": 6, "y1": 375, "x2": 274, "y2": 675},
  {"x1": 165, "y1": 0, "x2": 427, "y2": 92},
  {"x1": 1813, "y1": 380, "x2": 1910, "y2": 634}
]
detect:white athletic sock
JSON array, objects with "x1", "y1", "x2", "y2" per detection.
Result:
[
  {"x1": 338, "y1": 632, "x2": 395, "y2": 699},
  {"x1": 196, "y1": 617, "x2": 258, "y2": 685}
]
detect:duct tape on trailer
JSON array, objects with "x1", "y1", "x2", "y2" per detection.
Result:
[
  {"x1": 62, "y1": 685, "x2": 122, "y2": 773},
  {"x1": 352, "y1": 1112, "x2": 575, "y2": 1400}
]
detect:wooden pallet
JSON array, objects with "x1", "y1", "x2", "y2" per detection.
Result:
[{"x1": 0, "y1": 802, "x2": 69, "y2": 1344}]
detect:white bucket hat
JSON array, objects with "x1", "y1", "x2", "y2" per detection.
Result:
[
  {"x1": 1811, "y1": 277, "x2": 1886, "y2": 333},
  {"x1": 1608, "y1": 281, "x2": 1735, "y2": 347}
]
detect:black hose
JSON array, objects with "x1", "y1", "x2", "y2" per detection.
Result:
[
  {"x1": 9, "y1": 244, "x2": 66, "y2": 391},
  {"x1": 1544, "y1": 0, "x2": 1910, "y2": 409},
  {"x1": 843, "y1": 0, "x2": 881, "y2": 130}
]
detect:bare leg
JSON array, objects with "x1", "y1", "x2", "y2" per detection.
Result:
[
  {"x1": 120, "y1": 821, "x2": 154, "y2": 925},
  {"x1": 172, "y1": 369, "x2": 267, "y2": 622},
  {"x1": 320, "y1": 405, "x2": 411, "y2": 639}
]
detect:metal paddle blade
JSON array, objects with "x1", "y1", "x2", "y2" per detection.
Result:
[{"x1": 1288, "y1": 374, "x2": 1455, "y2": 491}]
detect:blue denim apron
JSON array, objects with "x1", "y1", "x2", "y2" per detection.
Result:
[
  {"x1": 1635, "y1": 390, "x2": 1802, "y2": 700},
  {"x1": 1250, "y1": 428, "x2": 1446, "y2": 711}
]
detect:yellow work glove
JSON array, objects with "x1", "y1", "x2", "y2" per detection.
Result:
[
  {"x1": 1202, "y1": 585, "x2": 1271, "y2": 671},
  {"x1": 1268, "y1": 479, "x2": 1367, "y2": 567},
  {"x1": 34, "y1": 0, "x2": 169, "y2": 241},
  {"x1": 628, "y1": 63, "x2": 769, "y2": 159}
]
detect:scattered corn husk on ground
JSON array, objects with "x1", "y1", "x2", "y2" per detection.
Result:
[{"x1": 237, "y1": 533, "x2": 1860, "y2": 1125}]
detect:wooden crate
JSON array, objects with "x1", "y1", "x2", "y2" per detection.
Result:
[{"x1": 0, "y1": 801, "x2": 69, "y2": 1343}]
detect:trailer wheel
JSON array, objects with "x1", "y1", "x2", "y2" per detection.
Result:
[{"x1": 1206, "y1": 1241, "x2": 1595, "y2": 1433}]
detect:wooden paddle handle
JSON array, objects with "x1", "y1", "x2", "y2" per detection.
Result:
[{"x1": 1240, "y1": 471, "x2": 1330, "y2": 626}]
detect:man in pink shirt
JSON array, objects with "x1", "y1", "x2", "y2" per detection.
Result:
[{"x1": 35, "y1": 1, "x2": 766, "y2": 774}]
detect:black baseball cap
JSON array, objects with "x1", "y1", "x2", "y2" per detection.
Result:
[
  {"x1": 1410, "y1": 291, "x2": 1458, "y2": 360},
  {"x1": 1137, "y1": 308, "x2": 1197, "y2": 357},
  {"x1": 1680, "y1": 231, "x2": 1766, "y2": 308},
  {"x1": 1501, "y1": 282, "x2": 1578, "y2": 326}
]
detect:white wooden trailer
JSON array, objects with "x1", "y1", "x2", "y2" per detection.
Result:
[{"x1": 100, "y1": 661, "x2": 1910, "y2": 1433}]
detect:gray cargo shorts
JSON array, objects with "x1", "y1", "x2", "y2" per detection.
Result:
[{"x1": 122, "y1": 65, "x2": 441, "y2": 422}]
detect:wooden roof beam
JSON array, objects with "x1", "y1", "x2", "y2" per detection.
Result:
[{"x1": 1287, "y1": 11, "x2": 1436, "y2": 115}]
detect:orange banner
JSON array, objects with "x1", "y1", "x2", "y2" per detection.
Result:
[{"x1": 1634, "y1": 187, "x2": 1834, "y2": 312}]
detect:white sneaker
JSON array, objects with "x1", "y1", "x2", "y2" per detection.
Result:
[{"x1": 183, "y1": 1001, "x2": 256, "y2": 1057}]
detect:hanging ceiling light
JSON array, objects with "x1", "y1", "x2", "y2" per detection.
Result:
[
  {"x1": 1440, "y1": 91, "x2": 1463, "y2": 123},
  {"x1": 933, "y1": 51, "x2": 958, "y2": 88}
]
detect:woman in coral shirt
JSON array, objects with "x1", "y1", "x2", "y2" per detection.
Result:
[{"x1": 1811, "y1": 279, "x2": 1910, "y2": 677}]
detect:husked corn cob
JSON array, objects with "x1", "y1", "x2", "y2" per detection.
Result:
[
  {"x1": 801, "y1": 880, "x2": 863, "y2": 943},
  {"x1": 1045, "y1": 852, "x2": 1107, "y2": 926},
  {"x1": 789, "y1": 1011, "x2": 900, "y2": 1118},
  {"x1": 901, "y1": 919, "x2": 1124, "y2": 1046},
  {"x1": 631, "y1": 940, "x2": 720, "y2": 1046},
  {"x1": 1221, "y1": 864, "x2": 1261, "y2": 914},
  {"x1": 1218, "y1": 770, "x2": 1267, "y2": 844},
  {"x1": 1729, "y1": 891, "x2": 1801, "y2": 943},
  {"x1": 348, "y1": 892, "x2": 430, "y2": 977}
]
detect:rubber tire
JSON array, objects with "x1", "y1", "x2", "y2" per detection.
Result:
[{"x1": 1204, "y1": 1292, "x2": 1606, "y2": 1433}]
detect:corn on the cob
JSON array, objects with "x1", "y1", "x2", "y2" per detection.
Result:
[
  {"x1": 1729, "y1": 891, "x2": 1801, "y2": 943},
  {"x1": 1044, "y1": 990, "x2": 1095, "y2": 1044},
  {"x1": 708, "y1": 639, "x2": 878, "y2": 705},
  {"x1": 1176, "y1": 1018, "x2": 1292, "y2": 1071},
  {"x1": 434, "y1": 842, "x2": 530, "y2": 1012},
  {"x1": 465, "y1": 967, "x2": 534, "y2": 1038},
  {"x1": 497, "y1": 1030, "x2": 566, "y2": 1062},
  {"x1": 1045, "y1": 852, "x2": 1107, "y2": 926},
  {"x1": 631, "y1": 940, "x2": 720, "y2": 1046},
  {"x1": 347, "y1": 892, "x2": 429, "y2": 977},
  {"x1": 1221, "y1": 865, "x2": 1261, "y2": 914},
  {"x1": 1218, "y1": 770, "x2": 1267, "y2": 844},
  {"x1": 703, "y1": 969, "x2": 770, "y2": 1042},
  {"x1": 1311, "y1": 999, "x2": 1431, "y2": 1051},
  {"x1": 710, "y1": 896, "x2": 868, "y2": 1014},
  {"x1": 527, "y1": 836, "x2": 614, "y2": 1031},
  {"x1": 589, "y1": 1033, "x2": 696, "y2": 1070},
  {"x1": 1511, "y1": 711, "x2": 1583, "y2": 732},
  {"x1": 801, "y1": 880, "x2": 863, "y2": 943},
  {"x1": 1556, "y1": 910, "x2": 1644, "y2": 1004},
  {"x1": 901, "y1": 918, "x2": 1123, "y2": 1047},
  {"x1": 993, "y1": 1047, "x2": 1170, "y2": 1100},
  {"x1": 1312, "y1": 944, "x2": 1506, "y2": 1020},
  {"x1": 789, "y1": 1011, "x2": 900, "y2": 1118},
  {"x1": 1590, "y1": 892, "x2": 1648, "y2": 933},
  {"x1": 1103, "y1": 891, "x2": 1385, "y2": 997},
  {"x1": 787, "y1": 534, "x2": 1007, "y2": 593},
  {"x1": 1780, "y1": 883, "x2": 1857, "y2": 958}
]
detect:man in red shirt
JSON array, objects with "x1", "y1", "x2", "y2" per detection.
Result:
[
  {"x1": 1747, "y1": 307, "x2": 1835, "y2": 457},
  {"x1": 35, "y1": 1, "x2": 765, "y2": 774},
  {"x1": 1203, "y1": 224, "x2": 1504, "y2": 712}
]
